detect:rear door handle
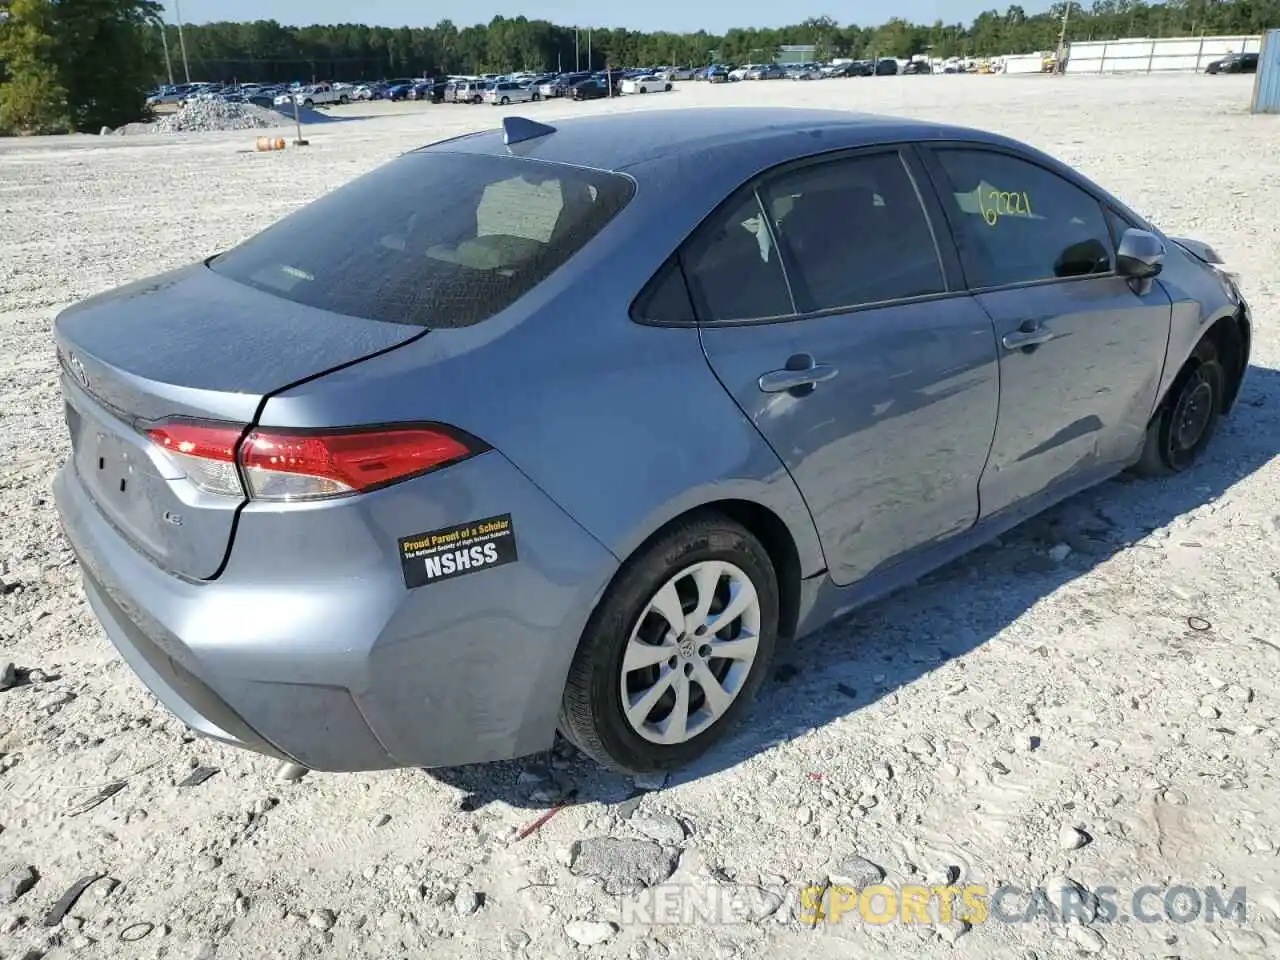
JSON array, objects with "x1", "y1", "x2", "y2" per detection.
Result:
[
  {"x1": 758, "y1": 360, "x2": 839, "y2": 394},
  {"x1": 1002, "y1": 324, "x2": 1058, "y2": 350}
]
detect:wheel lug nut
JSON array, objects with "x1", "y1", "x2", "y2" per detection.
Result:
[
  {"x1": 683, "y1": 662, "x2": 694, "y2": 677},
  {"x1": 698, "y1": 644, "x2": 711, "y2": 658}
]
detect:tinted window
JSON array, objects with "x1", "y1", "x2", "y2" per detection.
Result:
[
  {"x1": 211, "y1": 153, "x2": 633, "y2": 328},
  {"x1": 760, "y1": 153, "x2": 945, "y2": 312},
  {"x1": 934, "y1": 149, "x2": 1113, "y2": 288},
  {"x1": 633, "y1": 255, "x2": 695, "y2": 323},
  {"x1": 679, "y1": 191, "x2": 794, "y2": 321}
]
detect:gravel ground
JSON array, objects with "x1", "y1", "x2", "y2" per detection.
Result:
[{"x1": 1, "y1": 74, "x2": 1278, "y2": 960}]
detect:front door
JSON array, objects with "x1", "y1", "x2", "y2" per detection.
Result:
[
  {"x1": 690, "y1": 149, "x2": 1000, "y2": 586},
  {"x1": 923, "y1": 146, "x2": 1173, "y2": 518}
]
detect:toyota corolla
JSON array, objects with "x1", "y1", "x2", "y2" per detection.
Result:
[{"x1": 53, "y1": 109, "x2": 1250, "y2": 775}]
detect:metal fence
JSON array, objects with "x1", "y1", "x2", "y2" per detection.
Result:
[{"x1": 1064, "y1": 34, "x2": 1263, "y2": 74}]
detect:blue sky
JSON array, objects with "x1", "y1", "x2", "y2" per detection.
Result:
[{"x1": 162, "y1": 1, "x2": 1051, "y2": 34}]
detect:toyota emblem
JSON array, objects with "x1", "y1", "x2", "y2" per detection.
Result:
[{"x1": 69, "y1": 353, "x2": 89, "y2": 389}]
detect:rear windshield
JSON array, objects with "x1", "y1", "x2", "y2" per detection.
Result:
[{"x1": 210, "y1": 152, "x2": 634, "y2": 328}]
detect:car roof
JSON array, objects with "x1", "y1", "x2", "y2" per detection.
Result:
[{"x1": 420, "y1": 107, "x2": 976, "y2": 175}]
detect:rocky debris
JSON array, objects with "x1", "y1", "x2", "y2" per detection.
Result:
[
  {"x1": 1067, "y1": 924, "x2": 1106, "y2": 953},
  {"x1": 795, "y1": 805, "x2": 813, "y2": 826},
  {"x1": 904, "y1": 735, "x2": 936, "y2": 757},
  {"x1": 631, "y1": 812, "x2": 686, "y2": 845},
  {"x1": 568, "y1": 838, "x2": 678, "y2": 894},
  {"x1": 632, "y1": 772, "x2": 668, "y2": 791},
  {"x1": 1058, "y1": 825, "x2": 1091, "y2": 850},
  {"x1": 564, "y1": 919, "x2": 618, "y2": 945},
  {"x1": 1048, "y1": 543, "x2": 1073, "y2": 563},
  {"x1": 144, "y1": 100, "x2": 293, "y2": 134},
  {"x1": 193, "y1": 855, "x2": 221, "y2": 873},
  {"x1": 827, "y1": 855, "x2": 885, "y2": 889},
  {"x1": 0, "y1": 865, "x2": 38, "y2": 904},
  {"x1": 307, "y1": 909, "x2": 336, "y2": 931},
  {"x1": 936, "y1": 919, "x2": 971, "y2": 944},
  {"x1": 0, "y1": 662, "x2": 16, "y2": 690},
  {"x1": 966, "y1": 709, "x2": 999, "y2": 731},
  {"x1": 369, "y1": 813, "x2": 391, "y2": 828},
  {"x1": 453, "y1": 883, "x2": 481, "y2": 916}
]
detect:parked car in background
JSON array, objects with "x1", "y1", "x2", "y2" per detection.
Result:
[
  {"x1": 1206, "y1": 52, "x2": 1258, "y2": 74},
  {"x1": 875, "y1": 58, "x2": 900, "y2": 76},
  {"x1": 485, "y1": 80, "x2": 537, "y2": 105},
  {"x1": 703, "y1": 65, "x2": 730, "y2": 83},
  {"x1": 53, "y1": 108, "x2": 1250, "y2": 777},
  {"x1": 903, "y1": 60, "x2": 933, "y2": 74},
  {"x1": 276, "y1": 83, "x2": 349, "y2": 107},
  {"x1": 658, "y1": 66, "x2": 697, "y2": 81},
  {"x1": 790, "y1": 65, "x2": 824, "y2": 80},
  {"x1": 570, "y1": 78, "x2": 610, "y2": 100},
  {"x1": 620, "y1": 75, "x2": 672, "y2": 94},
  {"x1": 452, "y1": 81, "x2": 486, "y2": 104}
]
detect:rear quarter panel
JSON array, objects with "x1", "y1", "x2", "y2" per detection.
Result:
[{"x1": 255, "y1": 182, "x2": 828, "y2": 580}]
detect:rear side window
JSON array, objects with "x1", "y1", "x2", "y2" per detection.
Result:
[
  {"x1": 680, "y1": 191, "x2": 794, "y2": 321},
  {"x1": 932, "y1": 148, "x2": 1113, "y2": 288},
  {"x1": 211, "y1": 153, "x2": 634, "y2": 328},
  {"x1": 759, "y1": 152, "x2": 945, "y2": 312}
]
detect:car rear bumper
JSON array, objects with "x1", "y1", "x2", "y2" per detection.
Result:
[{"x1": 54, "y1": 451, "x2": 619, "y2": 772}]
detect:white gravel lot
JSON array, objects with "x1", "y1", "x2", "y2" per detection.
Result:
[{"x1": 1, "y1": 74, "x2": 1278, "y2": 960}]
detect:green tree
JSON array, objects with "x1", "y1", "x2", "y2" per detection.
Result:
[
  {"x1": 0, "y1": 0, "x2": 71, "y2": 134},
  {"x1": 54, "y1": 0, "x2": 162, "y2": 131}
]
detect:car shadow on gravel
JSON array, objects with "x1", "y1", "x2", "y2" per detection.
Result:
[{"x1": 428, "y1": 364, "x2": 1279, "y2": 811}]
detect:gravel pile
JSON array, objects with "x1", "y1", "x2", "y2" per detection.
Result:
[{"x1": 147, "y1": 99, "x2": 291, "y2": 134}]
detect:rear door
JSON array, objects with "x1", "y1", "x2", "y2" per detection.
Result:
[
  {"x1": 693, "y1": 148, "x2": 1000, "y2": 586},
  {"x1": 919, "y1": 145, "x2": 1172, "y2": 519}
]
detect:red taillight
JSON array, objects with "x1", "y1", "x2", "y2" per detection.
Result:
[
  {"x1": 146, "y1": 422, "x2": 477, "y2": 502},
  {"x1": 147, "y1": 423, "x2": 245, "y2": 498},
  {"x1": 239, "y1": 427, "x2": 473, "y2": 500}
]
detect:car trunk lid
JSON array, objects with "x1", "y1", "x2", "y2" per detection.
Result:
[{"x1": 54, "y1": 264, "x2": 425, "y2": 580}]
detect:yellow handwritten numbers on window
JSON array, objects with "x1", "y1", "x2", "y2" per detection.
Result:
[{"x1": 979, "y1": 187, "x2": 1033, "y2": 227}]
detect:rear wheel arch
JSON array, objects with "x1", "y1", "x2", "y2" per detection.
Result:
[{"x1": 598, "y1": 500, "x2": 804, "y2": 644}]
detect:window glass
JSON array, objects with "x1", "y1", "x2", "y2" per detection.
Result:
[
  {"x1": 211, "y1": 153, "x2": 632, "y2": 328},
  {"x1": 760, "y1": 153, "x2": 945, "y2": 312},
  {"x1": 934, "y1": 149, "x2": 1114, "y2": 288},
  {"x1": 633, "y1": 255, "x2": 695, "y2": 323},
  {"x1": 680, "y1": 192, "x2": 794, "y2": 321}
]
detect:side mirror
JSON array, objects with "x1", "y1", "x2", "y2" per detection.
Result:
[{"x1": 1116, "y1": 228, "x2": 1165, "y2": 280}]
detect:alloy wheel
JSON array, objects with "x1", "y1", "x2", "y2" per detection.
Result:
[{"x1": 620, "y1": 560, "x2": 761, "y2": 745}]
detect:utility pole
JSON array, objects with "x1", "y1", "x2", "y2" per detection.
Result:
[
  {"x1": 587, "y1": 29, "x2": 592, "y2": 71},
  {"x1": 159, "y1": 19, "x2": 174, "y2": 86},
  {"x1": 174, "y1": 0, "x2": 192, "y2": 83},
  {"x1": 1055, "y1": 1, "x2": 1072, "y2": 73},
  {"x1": 575, "y1": 29, "x2": 580, "y2": 71}
]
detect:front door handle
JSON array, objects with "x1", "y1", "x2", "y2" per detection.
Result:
[
  {"x1": 1002, "y1": 324, "x2": 1058, "y2": 351},
  {"x1": 758, "y1": 359, "x2": 839, "y2": 394}
]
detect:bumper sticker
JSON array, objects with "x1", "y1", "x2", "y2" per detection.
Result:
[{"x1": 398, "y1": 514, "x2": 518, "y2": 589}]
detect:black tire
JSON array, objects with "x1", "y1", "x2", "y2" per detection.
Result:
[
  {"x1": 303, "y1": 99, "x2": 313, "y2": 107},
  {"x1": 340, "y1": 94, "x2": 349, "y2": 104},
  {"x1": 500, "y1": 96, "x2": 510, "y2": 105},
  {"x1": 560, "y1": 513, "x2": 779, "y2": 774},
  {"x1": 1133, "y1": 337, "x2": 1225, "y2": 476}
]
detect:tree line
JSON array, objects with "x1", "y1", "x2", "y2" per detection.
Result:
[
  {"x1": 144, "y1": 2, "x2": 1280, "y2": 84},
  {"x1": 2, "y1": 0, "x2": 1278, "y2": 134}
]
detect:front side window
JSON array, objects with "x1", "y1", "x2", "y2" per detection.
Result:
[
  {"x1": 211, "y1": 152, "x2": 633, "y2": 328},
  {"x1": 759, "y1": 152, "x2": 946, "y2": 312},
  {"x1": 933, "y1": 148, "x2": 1114, "y2": 288}
]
